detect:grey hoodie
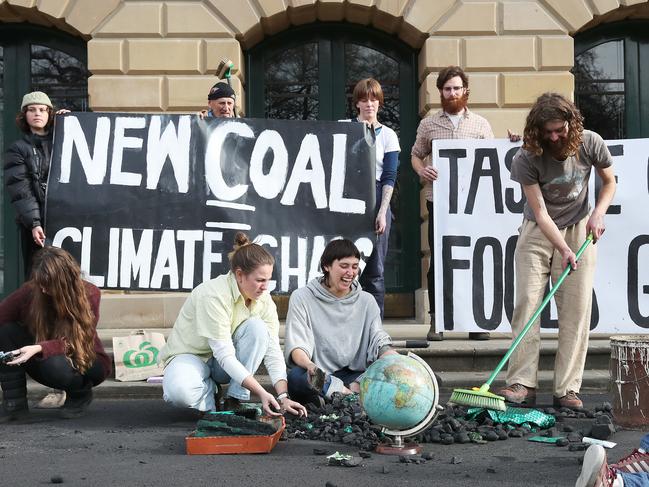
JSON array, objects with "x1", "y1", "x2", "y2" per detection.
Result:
[{"x1": 284, "y1": 278, "x2": 392, "y2": 374}]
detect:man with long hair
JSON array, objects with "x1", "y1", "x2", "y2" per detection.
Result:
[
  {"x1": 411, "y1": 65, "x2": 519, "y2": 341},
  {"x1": 498, "y1": 93, "x2": 616, "y2": 409}
]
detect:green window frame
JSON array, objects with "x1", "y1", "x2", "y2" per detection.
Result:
[{"x1": 574, "y1": 21, "x2": 649, "y2": 139}]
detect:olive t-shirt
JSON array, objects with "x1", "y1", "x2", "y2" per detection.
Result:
[{"x1": 510, "y1": 130, "x2": 613, "y2": 229}]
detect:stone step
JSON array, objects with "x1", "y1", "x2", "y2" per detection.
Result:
[
  {"x1": 25, "y1": 368, "x2": 612, "y2": 401},
  {"x1": 397, "y1": 338, "x2": 612, "y2": 372},
  {"x1": 97, "y1": 323, "x2": 431, "y2": 344},
  {"x1": 99, "y1": 327, "x2": 613, "y2": 373}
]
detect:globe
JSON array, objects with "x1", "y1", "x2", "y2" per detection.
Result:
[{"x1": 359, "y1": 354, "x2": 437, "y2": 430}]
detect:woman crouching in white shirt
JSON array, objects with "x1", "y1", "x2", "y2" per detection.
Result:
[{"x1": 160, "y1": 232, "x2": 306, "y2": 417}]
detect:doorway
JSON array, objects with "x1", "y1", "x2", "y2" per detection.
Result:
[{"x1": 246, "y1": 23, "x2": 420, "y2": 315}]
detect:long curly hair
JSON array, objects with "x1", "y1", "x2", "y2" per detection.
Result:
[
  {"x1": 522, "y1": 93, "x2": 584, "y2": 158},
  {"x1": 27, "y1": 247, "x2": 96, "y2": 374}
]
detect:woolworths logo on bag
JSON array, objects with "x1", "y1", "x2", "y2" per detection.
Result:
[{"x1": 123, "y1": 341, "x2": 159, "y2": 368}]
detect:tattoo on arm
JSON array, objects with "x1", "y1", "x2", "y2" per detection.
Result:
[{"x1": 379, "y1": 185, "x2": 394, "y2": 214}]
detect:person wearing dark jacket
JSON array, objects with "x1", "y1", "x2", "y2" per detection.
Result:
[
  {"x1": 4, "y1": 91, "x2": 68, "y2": 277},
  {"x1": 0, "y1": 247, "x2": 111, "y2": 422}
]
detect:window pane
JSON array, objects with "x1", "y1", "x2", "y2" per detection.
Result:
[
  {"x1": 344, "y1": 44, "x2": 400, "y2": 137},
  {"x1": 0, "y1": 45, "x2": 4, "y2": 293},
  {"x1": 31, "y1": 45, "x2": 89, "y2": 111},
  {"x1": 574, "y1": 40, "x2": 625, "y2": 139},
  {"x1": 265, "y1": 43, "x2": 318, "y2": 120},
  {"x1": 577, "y1": 40, "x2": 624, "y2": 80}
]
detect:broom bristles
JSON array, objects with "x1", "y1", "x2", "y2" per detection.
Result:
[{"x1": 449, "y1": 388, "x2": 507, "y2": 411}]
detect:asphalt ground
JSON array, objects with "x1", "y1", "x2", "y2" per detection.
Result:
[{"x1": 1, "y1": 394, "x2": 646, "y2": 487}]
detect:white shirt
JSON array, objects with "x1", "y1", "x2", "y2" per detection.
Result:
[{"x1": 373, "y1": 125, "x2": 400, "y2": 181}]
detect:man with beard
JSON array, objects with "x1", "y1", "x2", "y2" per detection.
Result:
[
  {"x1": 411, "y1": 65, "x2": 518, "y2": 341},
  {"x1": 497, "y1": 93, "x2": 616, "y2": 409}
]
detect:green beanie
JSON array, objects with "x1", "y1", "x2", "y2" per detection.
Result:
[{"x1": 21, "y1": 91, "x2": 53, "y2": 110}]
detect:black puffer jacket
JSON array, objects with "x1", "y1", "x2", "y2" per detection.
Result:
[{"x1": 3, "y1": 132, "x2": 51, "y2": 229}]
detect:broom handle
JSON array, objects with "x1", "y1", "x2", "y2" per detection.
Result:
[{"x1": 484, "y1": 233, "x2": 594, "y2": 387}]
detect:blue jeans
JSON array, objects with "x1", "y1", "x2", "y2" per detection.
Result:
[
  {"x1": 162, "y1": 318, "x2": 269, "y2": 411},
  {"x1": 287, "y1": 366, "x2": 363, "y2": 405},
  {"x1": 359, "y1": 182, "x2": 392, "y2": 319},
  {"x1": 640, "y1": 433, "x2": 649, "y2": 451},
  {"x1": 619, "y1": 473, "x2": 649, "y2": 487}
]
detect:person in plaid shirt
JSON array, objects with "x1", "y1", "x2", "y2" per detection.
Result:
[{"x1": 411, "y1": 65, "x2": 519, "y2": 342}]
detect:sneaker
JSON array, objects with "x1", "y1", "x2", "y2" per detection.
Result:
[
  {"x1": 60, "y1": 389, "x2": 93, "y2": 419},
  {"x1": 0, "y1": 399, "x2": 29, "y2": 423},
  {"x1": 575, "y1": 445, "x2": 621, "y2": 487},
  {"x1": 35, "y1": 389, "x2": 66, "y2": 409},
  {"x1": 469, "y1": 332, "x2": 490, "y2": 340},
  {"x1": 497, "y1": 383, "x2": 536, "y2": 405},
  {"x1": 611, "y1": 449, "x2": 649, "y2": 474},
  {"x1": 554, "y1": 391, "x2": 583, "y2": 409}
]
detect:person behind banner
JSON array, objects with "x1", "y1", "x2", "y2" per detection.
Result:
[
  {"x1": 497, "y1": 92, "x2": 616, "y2": 409},
  {"x1": 3, "y1": 91, "x2": 69, "y2": 277},
  {"x1": 197, "y1": 81, "x2": 236, "y2": 119},
  {"x1": 575, "y1": 433, "x2": 649, "y2": 487},
  {"x1": 411, "y1": 66, "x2": 520, "y2": 342},
  {"x1": 347, "y1": 78, "x2": 400, "y2": 319},
  {"x1": 0, "y1": 247, "x2": 112, "y2": 422},
  {"x1": 284, "y1": 239, "x2": 397, "y2": 405},
  {"x1": 160, "y1": 232, "x2": 307, "y2": 417}
]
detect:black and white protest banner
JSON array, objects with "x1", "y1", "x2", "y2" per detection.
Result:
[
  {"x1": 46, "y1": 114, "x2": 377, "y2": 292},
  {"x1": 432, "y1": 138, "x2": 648, "y2": 335}
]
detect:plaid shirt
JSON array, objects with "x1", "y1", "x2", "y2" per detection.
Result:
[{"x1": 411, "y1": 109, "x2": 494, "y2": 201}]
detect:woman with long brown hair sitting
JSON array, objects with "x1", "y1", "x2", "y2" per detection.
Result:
[{"x1": 0, "y1": 247, "x2": 111, "y2": 421}]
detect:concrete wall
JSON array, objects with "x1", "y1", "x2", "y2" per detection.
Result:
[{"x1": 1, "y1": 0, "x2": 647, "y2": 322}]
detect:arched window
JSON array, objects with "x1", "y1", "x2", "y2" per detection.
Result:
[
  {"x1": 247, "y1": 23, "x2": 420, "y2": 313},
  {"x1": 574, "y1": 22, "x2": 649, "y2": 139},
  {"x1": 0, "y1": 24, "x2": 88, "y2": 297}
]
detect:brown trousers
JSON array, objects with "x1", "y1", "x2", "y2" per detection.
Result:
[{"x1": 505, "y1": 216, "x2": 597, "y2": 397}]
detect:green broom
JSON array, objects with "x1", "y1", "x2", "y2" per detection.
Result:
[{"x1": 449, "y1": 233, "x2": 594, "y2": 411}]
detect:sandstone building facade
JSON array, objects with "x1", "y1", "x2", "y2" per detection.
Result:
[{"x1": 1, "y1": 0, "x2": 646, "y2": 324}]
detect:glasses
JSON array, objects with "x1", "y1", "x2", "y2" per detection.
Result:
[{"x1": 442, "y1": 86, "x2": 465, "y2": 93}]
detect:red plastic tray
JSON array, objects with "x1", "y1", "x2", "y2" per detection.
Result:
[{"x1": 185, "y1": 416, "x2": 285, "y2": 455}]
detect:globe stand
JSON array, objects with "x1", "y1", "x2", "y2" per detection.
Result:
[
  {"x1": 375, "y1": 436, "x2": 422, "y2": 455},
  {"x1": 375, "y1": 353, "x2": 443, "y2": 456}
]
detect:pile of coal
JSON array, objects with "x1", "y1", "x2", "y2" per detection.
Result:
[
  {"x1": 283, "y1": 393, "x2": 615, "y2": 450},
  {"x1": 284, "y1": 394, "x2": 381, "y2": 451}
]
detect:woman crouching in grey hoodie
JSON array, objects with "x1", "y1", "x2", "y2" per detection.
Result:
[{"x1": 284, "y1": 239, "x2": 397, "y2": 405}]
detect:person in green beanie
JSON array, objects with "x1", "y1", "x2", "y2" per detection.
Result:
[
  {"x1": 3, "y1": 92, "x2": 70, "y2": 410},
  {"x1": 4, "y1": 91, "x2": 69, "y2": 277}
]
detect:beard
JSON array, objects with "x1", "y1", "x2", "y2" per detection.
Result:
[
  {"x1": 542, "y1": 138, "x2": 570, "y2": 159},
  {"x1": 441, "y1": 93, "x2": 469, "y2": 114}
]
